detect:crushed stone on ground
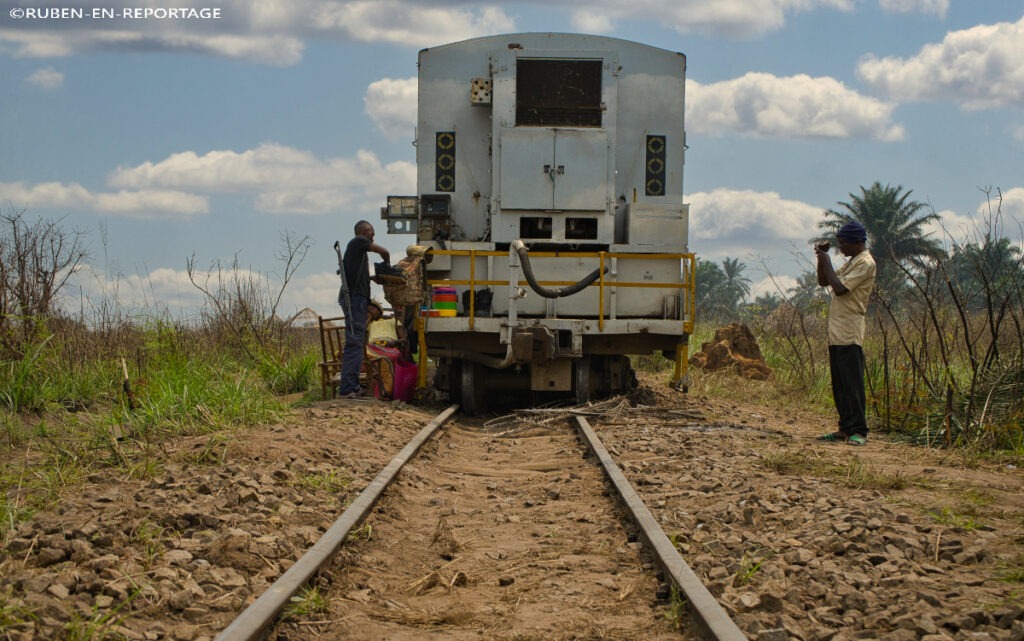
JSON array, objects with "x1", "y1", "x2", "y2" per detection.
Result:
[{"x1": 1, "y1": 375, "x2": 1022, "y2": 641}]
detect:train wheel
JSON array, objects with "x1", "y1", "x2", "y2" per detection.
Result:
[
  {"x1": 447, "y1": 359, "x2": 461, "y2": 404},
  {"x1": 460, "y1": 361, "x2": 487, "y2": 415},
  {"x1": 574, "y1": 356, "x2": 592, "y2": 405}
]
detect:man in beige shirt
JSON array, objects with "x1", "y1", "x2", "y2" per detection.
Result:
[{"x1": 815, "y1": 221, "x2": 877, "y2": 445}]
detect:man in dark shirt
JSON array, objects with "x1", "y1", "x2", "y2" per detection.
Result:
[{"x1": 338, "y1": 220, "x2": 390, "y2": 398}]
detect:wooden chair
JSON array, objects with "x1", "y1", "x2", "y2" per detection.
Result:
[
  {"x1": 319, "y1": 314, "x2": 388, "y2": 400},
  {"x1": 318, "y1": 316, "x2": 346, "y2": 400}
]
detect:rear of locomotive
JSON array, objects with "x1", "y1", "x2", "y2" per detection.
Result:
[{"x1": 381, "y1": 33, "x2": 694, "y2": 413}]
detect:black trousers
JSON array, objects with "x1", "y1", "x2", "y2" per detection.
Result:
[{"x1": 829, "y1": 344, "x2": 868, "y2": 437}]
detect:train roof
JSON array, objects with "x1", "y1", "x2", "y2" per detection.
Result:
[{"x1": 419, "y1": 32, "x2": 685, "y2": 61}]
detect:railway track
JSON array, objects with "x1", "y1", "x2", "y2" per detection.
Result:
[
  {"x1": 5, "y1": 388, "x2": 1021, "y2": 640},
  {"x1": 215, "y1": 405, "x2": 747, "y2": 641}
]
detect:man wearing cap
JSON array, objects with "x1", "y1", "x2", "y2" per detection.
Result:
[{"x1": 815, "y1": 221, "x2": 876, "y2": 445}]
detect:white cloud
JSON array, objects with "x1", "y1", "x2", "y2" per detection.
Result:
[
  {"x1": 877, "y1": 0, "x2": 948, "y2": 18},
  {"x1": 278, "y1": 270, "x2": 347, "y2": 319},
  {"x1": 364, "y1": 77, "x2": 418, "y2": 142},
  {"x1": 925, "y1": 208, "x2": 977, "y2": 248},
  {"x1": 570, "y1": 9, "x2": 614, "y2": 34},
  {"x1": 0, "y1": 1, "x2": 512, "y2": 65},
  {"x1": 109, "y1": 144, "x2": 416, "y2": 215},
  {"x1": 70, "y1": 264, "x2": 197, "y2": 316},
  {"x1": 995, "y1": 187, "x2": 1024, "y2": 226},
  {"x1": 557, "y1": 0, "x2": 856, "y2": 39},
  {"x1": 924, "y1": 188, "x2": 1024, "y2": 249},
  {"x1": 0, "y1": 27, "x2": 305, "y2": 66},
  {"x1": 688, "y1": 188, "x2": 823, "y2": 244},
  {"x1": 1012, "y1": 125, "x2": 1024, "y2": 143},
  {"x1": 857, "y1": 16, "x2": 1024, "y2": 109},
  {"x1": 71, "y1": 262, "x2": 351, "y2": 322},
  {"x1": 0, "y1": 181, "x2": 208, "y2": 218},
  {"x1": 312, "y1": 3, "x2": 515, "y2": 47},
  {"x1": 2, "y1": 143, "x2": 418, "y2": 219},
  {"x1": 26, "y1": 66, "x2": 64, "y2": 90},
  {"x1": 0, "y1": 0, "x2": 871, "y2": 65},
  {"x1": 750, "y1": 274, "x2": 799, "y2": 300},
  {"x1": 688, "y1": 74, "x2": 905, "y2": 140}
]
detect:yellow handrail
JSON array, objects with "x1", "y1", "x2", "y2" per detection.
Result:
[{"x1": 424, "y1": 248, "x2": 696, "y2": 334}]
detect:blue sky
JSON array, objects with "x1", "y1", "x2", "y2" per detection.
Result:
[{"x1": 1, "y1": 0, "x2": 1022, "y2": 320}]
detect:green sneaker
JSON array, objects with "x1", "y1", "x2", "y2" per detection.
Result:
[{"x1": 847, "y1": 434, "x2": 867, "y2": 446}]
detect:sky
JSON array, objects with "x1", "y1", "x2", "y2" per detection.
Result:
[{"x1": 1, "y1": 0, "x2": 1023, "y2": 322}]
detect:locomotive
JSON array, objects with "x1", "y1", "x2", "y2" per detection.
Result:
[{"x1": 380, "y1": 33, "x2": 695, "y2": 413}]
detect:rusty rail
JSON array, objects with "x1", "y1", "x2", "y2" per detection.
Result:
[{"x1": 213, "y1": 405, "x2": 459, "y2": 641}]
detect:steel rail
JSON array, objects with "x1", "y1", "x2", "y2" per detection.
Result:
[
  {"x1": 573, "y1": 415, "x2": 749, "y2": 641},
  {"x1": 214, "y1": 405, "x2": 459, "y2": 641}
]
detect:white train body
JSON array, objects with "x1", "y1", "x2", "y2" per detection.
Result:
[{"x1": 381, "y1": 33, "x2": 695, "y2": 411}]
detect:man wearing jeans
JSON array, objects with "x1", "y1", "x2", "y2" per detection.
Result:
[
  {"x1": 815, "y1": 221, "x2": 876, "y2": 445},
  {"x1": 338, "y1": 220, "x2": 390, "y2": 398}
]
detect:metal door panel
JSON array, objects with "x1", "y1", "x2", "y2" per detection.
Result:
[
  {"x1": 499, "y1": 128, "x2": 554, "y2": 210},
  {"x1": 553, "y1": 130, "x2": 609, "y2": 211}
]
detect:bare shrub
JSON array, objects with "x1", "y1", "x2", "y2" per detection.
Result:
[
  {"x1": 0, "y1": 207, "x2": 88, "y2": 358},
  {"x1": 186, "y1": 231, "x2": 311, "y2": 357},
  {"x1": 871, "y1": 188, "x2": 1024, "y2": 447}
]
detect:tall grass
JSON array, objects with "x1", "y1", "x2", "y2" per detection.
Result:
[
  {"x1": 0, "y1": 316, "x2": 320, "y2": 537},
  {"x1": 0, "y1": 337, "x2": 54, "y2": 414},
  {"x1": 255, "y1": 344, "x2": 318, "y2": 396},
  {"x1": 0, "y1": 216, "x2": 322, "y2": 537},
  {"x1": 124, "y1": 347, "x2": 282, "y2": 436},
  {"x1": 698, "y1": 293, "x2": 1021, "y2": 457}
]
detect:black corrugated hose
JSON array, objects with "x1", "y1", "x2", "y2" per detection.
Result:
[{"x1": 515, "y1": 243, "x2": 607, "y2": 298}]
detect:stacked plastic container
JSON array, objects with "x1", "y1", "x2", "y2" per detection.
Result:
[{"x1": 432, "y1": 286, "x2": 458, "y2": 317}]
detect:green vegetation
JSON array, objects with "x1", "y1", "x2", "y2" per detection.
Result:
[
  {"x1": 696, "y1": 257, "x2": 752, "y2": 320},
  {"x1": 0, "y1": 334, "x2": 296, "y2": 536},
  {"x1": 664, "y1": 584, "x2": 689, "y2": 628},
  {"x1": 759, "y1": 450, "x2": 917, "y2": 491},
  {"x1": 925, "y1": 506, "x2": 982, "y2": 531},
  {"x1": 3, "y1": 176, "x2": 1023, "y2": 536},
  {"x1": 297, "y1": 469, "x2": 352, "y2": 494},
  {"x1": 129, "y1": 521, "x2": 166, "y2": 570},
  {"x1": 998, "y1": 554, "x2": 1024, "y2": 583},
  {"x1": 349, "y1": 523, "x2": 373, "y2": 541},
  {"x1": 733, "y1": 553, "x2": 763, "y2": 586},
  {"x1": 0, "y1": 208, "x2": 319, "y2": 538},
  {"x1": 759, "y1": 451, "x2": 815, "y2": 476},
  {"x1": 0, "y1": 586, "x2": 38, "y2": 629},
  {"x1": 686, "y1": 184, "x2": 1023, "y2": 457},
  {"x1": 815, "y1": 181, "x2": 944, "y2": 296},
  {"x1": 64, "y1": 598, "x2": 133, "y2": 641},
  {"x1": 282, "y1": 585, "x2": 329, "y2": 621}
]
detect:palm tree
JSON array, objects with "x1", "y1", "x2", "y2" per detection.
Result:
[
  {"x1": 695, "y1": 258, "x2": 727, "y2": 320},
  {"x1": 816, "y1": 182, "x2": 945, "y2": 294},
  {"x1": 752, "y1": 292, "x2": 781, "y2": 313},
  {"x1": 788, "y1": 270, "x2": 828, "y2": 311},
  {"x1": 721, "y1": 257, "x2": 752, "y2": 304},
  {"x1": 944, "y1": 236, "x2": 1024, "y2": 311},
  {"x1": 695, "y1": 257, "x2": 751, "y2": 321}
]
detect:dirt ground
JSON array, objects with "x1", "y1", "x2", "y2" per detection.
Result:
[{"x1": 2, "y1": 372, "x2": 1023, "y2": 641}]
